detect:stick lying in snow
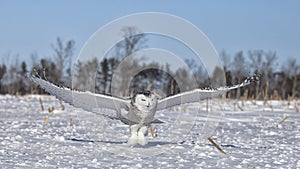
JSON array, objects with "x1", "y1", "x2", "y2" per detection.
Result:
[
  {"x1": 276, "y1": 115, "x2": 289, "y2": 127},
  {"x1": 208, "y1": 137, "x2": 226, "y2": 154}
]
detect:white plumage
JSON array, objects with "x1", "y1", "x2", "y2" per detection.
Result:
[{"x1": 29, "y1": 74, "x2": 259, "y2": 145}]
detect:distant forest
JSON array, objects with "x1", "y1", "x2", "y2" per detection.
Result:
[{"x1": 0, "y1": 27, "x2": 299, "y2": 100}]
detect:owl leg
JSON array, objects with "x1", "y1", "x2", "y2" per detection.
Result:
[
  {"x1": 127, "y1": 124, "x2": 148, "y2": 146},
  {"x1": 137, "y1": 125, "x2": 148, "y2": 145}
]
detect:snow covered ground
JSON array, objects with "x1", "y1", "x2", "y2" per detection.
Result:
[{"x1": 0, "y1": 95, "x2": 299, "y2": 168}]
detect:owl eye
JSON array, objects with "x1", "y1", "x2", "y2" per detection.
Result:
[{"x1": 141, "y1": 99, "x2": 146, "y2": 101}]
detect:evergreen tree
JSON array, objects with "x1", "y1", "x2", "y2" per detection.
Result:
[{"x1": 0, "y1": 64, "x2": 7, "y2": 94}]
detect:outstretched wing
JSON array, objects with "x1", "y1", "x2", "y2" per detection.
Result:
[
  {"x1": 29, "y1": 75, "x2": 130, "y2": 114},
  {"x1": 156, "y1": 74, "x2": 260, "y2": 110}
]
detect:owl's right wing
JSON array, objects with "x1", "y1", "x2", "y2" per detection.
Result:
[
  {"x1": 156, "y1": 74, "x2": 260, "y2": 111},
  {"x1": 29, "y1": 75, "x2": 131, "y2": 116}
]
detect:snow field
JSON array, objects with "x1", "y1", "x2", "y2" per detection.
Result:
[{"x1": 0, "y1": 95, "x2": 299, "y2": 168}]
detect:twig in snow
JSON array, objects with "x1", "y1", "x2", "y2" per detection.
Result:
[
  {"x1": 276, "y1": 115, "x2": 289, "y2": 127},
  {"x1": 208, "y1": 137, "x2": 226, "y2": 154}
]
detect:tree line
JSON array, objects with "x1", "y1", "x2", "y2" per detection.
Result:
[{"x1": 0, "y1": 27, "x2": 299, "y2": 99}]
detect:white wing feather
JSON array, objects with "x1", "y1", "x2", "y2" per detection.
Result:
[
  {"x1": 29, "y1": 75, "x2": 130, "y2": 116},
  {"x1": 29, "y1": 74, "x2": 259, "y2": 122},
  {"x1": 157, "y1": 74, "x2": 260, "y2": 110}
]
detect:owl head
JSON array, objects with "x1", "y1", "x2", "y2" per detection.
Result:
[{"x1": 132, "y1": 90, "x2": 158, "y2": 111}]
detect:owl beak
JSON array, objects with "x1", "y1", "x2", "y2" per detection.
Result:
[{"x1": 147, "y1": 103, "x2": 151, "y2": 108}]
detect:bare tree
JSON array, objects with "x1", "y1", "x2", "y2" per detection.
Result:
[
  {"x1": 18, "y1": 61, "x2": 29, "y2": 94},
  {"x1": 108, "y1": 27, "x2": 147, "y2": 97},
  {"x1": 232, "y1": 51, "x2": 248, "y2": 98},
  {"x1": 116, "y1": 27, "x2": 147, "y2": 59},
  {"x1": 248, "y1": 50, "x2": 263, "y2": 70},
  {"x1": 248, "y1": 50, "x2": 264, "y2": 99},
  {"x1": 52, "y1": 37, "x2": 75, "y2": 86},
  {"x1": 211, "y1": 66, "x2": 226, "y2": 87},
  {"x1": 220, "y1": 49, "x2": 231, "y2": 72},
  {"x1": 282, "y1": 58, "x2": 300, "y2": 98},
  {"x1": 219, "y1": 50, "x2": 233, "y2": 88},
  {"x1": 73, "y1": 58, "x2": 98, "y2": 91},
  {"x1": 96, "y1": 58, "x2": 120, "y2": 94},
  {"x1": 263, "y1": 51, "x2": 277, "y2": 84},
  {"x1": 185, "y1": 58, "x2": 209, "y2": 88}
]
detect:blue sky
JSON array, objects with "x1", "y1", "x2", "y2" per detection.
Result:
[{"x1": 0, "y1": 0, "x2": 299, "y2": 66}]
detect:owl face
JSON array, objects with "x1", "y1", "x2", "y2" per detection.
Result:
[{"x1": 133, "y1": 91, "x2": 158, "y2": 111}]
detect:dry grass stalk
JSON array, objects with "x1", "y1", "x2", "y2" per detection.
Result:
[
  {"x1": 171, "y1": 106, "x2": 178, "y2": 112},
  {"x1": 153, "y1": 90, "x2": 163, "y2": 99},
  {"x1": 44, "y1": 115, "x2": 49, "y2": 125},
  {"x1": 233, "y1": 103, "x2": 237, "y2": 111},
  {"x1": 226, "y1": 93, "x2": 231, "y2": 105},
  {"x1": 206, "y1": 99, "x2": 209, "y2": 112},
  {"x1": 263, "y1": 81, "x2": 269, "y2": 105},
  {"x1": 170, "y1": 79, "x2": 175, "y2": 95},
  {"x1": 147, "y1": 82, "x2": 153, "y2": 91},
  {"x1": 250, "y1": 96, "x2": 257, "y2": 105},
  {"x1": 273, "y1": 90, "x2": 279, "y2": 100},
  {"x1": 30, "y1": 86, "x2": 36, "y2": 94},
  {"x1": 39, "y1": 98, "x2": 44, "y2": 111},
  {"x1": 267, "y1": 102, "x2": 274, "y2": 112},
  {"x1": 242, "y1": 89, "x2": 248, "y2": 106},
  {"x1": 182, "y1": 105, "x2": 188, "y2": 113},
  {"x1": 48, "y1": 106, "x2": 55, "y2": 113},
  {"x1": 276, "y1": 115, "x2": 289, "y2": 127},
  {"x1": 287, "y1": 95, "x2": 292, "y2": 107},
  {"x1": 69, "y1": 115, "x2": 73, "y2": 126},
  {"x1": 149, "y1": 124, "x2": 154, "y2": 137},
  {"x1": 60, "y1": 101, "x2": 65, "y2": 111},
  {"x1": 208, "y1": 137, "x2": 226, "y2": 154},
  {"x1": 241, "y1": 98, "x2": 245, "y2": 107},
  {"x1": 295, "y1": 100, "x2": 299, "y2": 112},
  {"x1": 237, "y1": 104, "x2": 244, "y2": 111},
  {"x1": 237, "y1": 102, "x2": 244, "y2": 111},
  {"x1": 284, "y1": 95, "x2": 293, "y2": 111},
  {"x1": 130, "y1": 90, "x2": 134, "y2": 98},
  {"x1": 219, "y1": 104, "x2": 224, "y2": 111}
]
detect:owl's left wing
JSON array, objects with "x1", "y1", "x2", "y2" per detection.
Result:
[{"x1": 156, "y1": 74, "x2": 260, "y2": 111}]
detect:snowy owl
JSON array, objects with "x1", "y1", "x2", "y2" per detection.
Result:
[
  {"x1": 127, "y1": 91, "x2": 158, "y2": 145},
  {"x1": 29, "y1": 74, "x2": 259, "y2": 145}
]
